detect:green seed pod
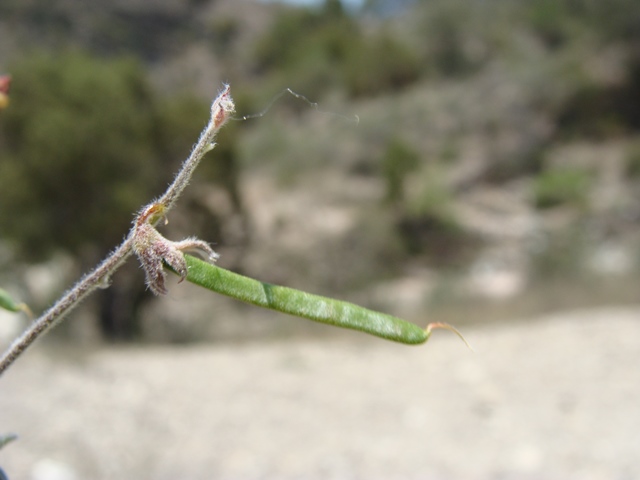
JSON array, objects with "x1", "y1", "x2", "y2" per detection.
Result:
[{"x1": 182, "y1": 255, "x2": 470, "y2": 347}]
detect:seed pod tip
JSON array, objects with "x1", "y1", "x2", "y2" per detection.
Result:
[{"x1": 425, "y1": 322, "x2": 474, "y2": 351}]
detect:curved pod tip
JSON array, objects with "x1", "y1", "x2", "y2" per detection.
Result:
[{"x1": 425, "y1": 322, "x2": 474, "y2": 351}]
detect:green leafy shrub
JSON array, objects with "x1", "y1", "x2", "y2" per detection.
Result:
[
  {"x1": 381, "y1": 137, "x2": 420, "y2": 205},
  {"x1": 533, "y1": 168, "x2": 592, "y2": 209},
  {"x1": 401, "y1": 170, "x2": 479, "y2": 267},
  {"x1": 527, "y1": 0, "x2": 572, "y2": 49},
  {"x1": 625, "y1": 139, "x2": 640, "y2": 178},
  {"x1": 0, "y1": 52, "x2": 226, "y2": 262},
  {"x1": 415, "y1": 0, "x2": 489, "y2": 79},
  {"x1": 342, "y1": 33, "x2": 421, "y2": 98},
  {"x1": 0, "y1": 52, "x2": 166, "y2": 260},
  {"x1": 396, "y1": 212, "x2": 475, "y2": 267},
  {"x1": 253, "y1": 0, "x2": 421, "y2": 99}
]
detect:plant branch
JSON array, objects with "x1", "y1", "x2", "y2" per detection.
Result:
[
  {"x1": 158, "y1": 85, "x2": 233, "y2": 211},
  {"x1": 0, "y1": 85, "x2": 234, "y2": 376},
  {"x1": 0, "y1": 238, "x2": 133, "y2": 375}
]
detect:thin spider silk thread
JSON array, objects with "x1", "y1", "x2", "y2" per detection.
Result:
[{"x1": 232, "y1": 88, "x2": 359, "y2": 125}]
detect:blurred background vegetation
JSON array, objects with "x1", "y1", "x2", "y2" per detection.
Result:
[{"x1": 0, "y1": 0, "x2": 639, "y2": 343}]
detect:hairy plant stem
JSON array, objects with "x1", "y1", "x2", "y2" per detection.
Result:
[{"x1": 0, "y1": 85, "x2": 234, "y2": 376}]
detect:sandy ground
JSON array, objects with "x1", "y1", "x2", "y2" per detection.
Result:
[{"x1": 0, "y1": 306, "x2": 639, "y2": 480}]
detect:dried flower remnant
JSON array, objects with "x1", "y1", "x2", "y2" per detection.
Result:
[
  {"x1": 133, "y1": 204, "x2": 218, "y2": 295},
  {"x1": 211, "y1": 85, "x2": 234, "y2": 130}
]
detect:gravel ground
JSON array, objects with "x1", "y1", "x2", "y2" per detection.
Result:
[{"x1": 0, "y1": 306, "x2": 639, "y2": 480}]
